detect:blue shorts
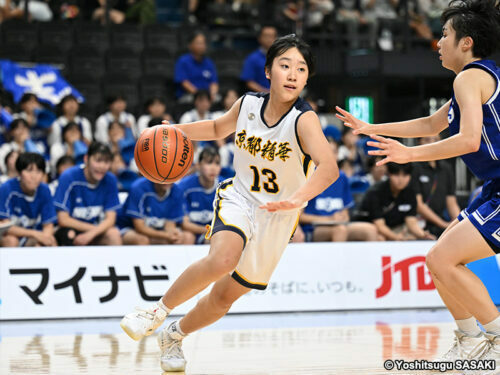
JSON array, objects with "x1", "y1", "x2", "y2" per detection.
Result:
[{"x1": 459, "y1": 179, "x2": 500, "y2": 254}]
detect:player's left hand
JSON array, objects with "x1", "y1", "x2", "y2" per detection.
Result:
[
  {"x1": 367, "y1": 135, "x2": 412, "y2": 165},
  {"x1": 259, "y1": 198, "x2": 304, "y2": 212}
]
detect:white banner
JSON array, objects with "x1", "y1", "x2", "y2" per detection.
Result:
[{"x1": 1, "y1": 242, "x2": 496, "y2": 320}]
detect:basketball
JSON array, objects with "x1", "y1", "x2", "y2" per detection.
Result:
[{"x1": 134, "y1": 125, "x2": 194, "y2": 184}]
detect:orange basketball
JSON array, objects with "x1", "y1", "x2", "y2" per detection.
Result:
[{"x1": 134, "y1": 125, "x2": 194, "y2": 184}]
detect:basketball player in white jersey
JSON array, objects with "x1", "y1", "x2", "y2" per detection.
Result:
[{"x1": 120, "y1": 34, "x2": 339, "y2": 372}]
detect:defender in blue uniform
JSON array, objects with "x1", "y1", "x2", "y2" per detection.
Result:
[
  {"x1": 336, "y1": 0, "x2": 500, "y2": 365},
  {"x1": 0, "y1": 152, "x2": 57, "y2": 247}
]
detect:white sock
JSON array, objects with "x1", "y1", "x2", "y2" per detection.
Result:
[
  {"x1": 483, "y1": 315, "x2": 500, "y2": 336},
  {"x1": 168, "y1": 320, "x2": 187, "y2": 340},
  {"x1": 456, "y1": 316, "x2": 482, "y2": 336},
  {"x1": 158, "y1": 298, "x2": 172, "y2": 314}
]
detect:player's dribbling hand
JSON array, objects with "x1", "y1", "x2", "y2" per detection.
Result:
[
  {"x1": 335, "y1": 106, "x2": 374, "y2": 135},
  {"x1": 367, "y1": 135, "x2": 412, "y2": 165},
  {"x1": 260, "y1": 198, "x2": 304, "y2": 212}
]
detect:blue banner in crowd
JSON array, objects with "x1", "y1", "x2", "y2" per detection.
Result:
[{"x1": 0, "y1": 60, "x2": 84, "y2": 106}]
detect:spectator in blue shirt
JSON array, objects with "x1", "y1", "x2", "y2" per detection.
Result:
[
  {"x1": 174, "y1": 31, "x2": 219, "y2": 101},
  {"x1": 177, "y1": 147, "x2": 223, "y2": 244},
  {"x1": 53, "y1": 142, "x2": 122, "y2": 246},
  {"x1": 118, "y1": 178, "x2": 189, "y2": 245},
  {"x1": 240, "y1": 25, "x2": 277, "y2": 92},
  {"x1": 0, "y1": 152, "x2": 57, "y2": 247}
]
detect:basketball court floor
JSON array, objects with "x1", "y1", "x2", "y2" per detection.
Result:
[{"x1": 2, "y1": 308, "x2": 487, "y2": 375}]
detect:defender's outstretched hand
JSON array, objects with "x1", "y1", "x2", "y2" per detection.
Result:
[
  {"x1": 260, "y1": 198, "x2": 304, "y2": 212},
  {"x1": 367, "y1": 135, "x2": 411, "y2": 166},
  {"x1": 335, "y1": 106, "x2": 374, "y2": 135}
]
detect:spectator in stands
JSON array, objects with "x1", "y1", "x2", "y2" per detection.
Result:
[
  {"x1": 300, "y1": 136, "x2": 378, "y2": 241},
  {"x1": 0, "y1": 149, "x2": 19, "y2": 184},
  {"x1": 177, "y1": 146, "x2": 223, "y2": 244},
  {"x1": 338, "y1": 126, "x2": 364, "y2": 174},
  {"x1": 136, "y1": 97, "x2": 172, "y2": 137},
  {"x1": 87, "y1": 0, "x2": 126, "y2": 24},
  {"x1": 50, "y1": 121, "x2": 88, "y2": 172},
  {"x1": 240, "y1": 25, "x2": 277, "y2": 93},
  {"x1": 0, "y1": 119, "x2": 43, "y2": 175},
  {"x1": 419, "y1": 0, "x2": 448, "y2": 37},
  {"x1": 362, "y1": 0, "x2": 402, "y2": 51},
  {"x1": 353, "y1": 162, "x2": 435, "y2": 240},
  {"x1": 49, "y1": 94, "x2": 92, "y2": 147},
  {"x1": 0, "y1": 152, "x2": 57, "y2": 247},
  {"x1": 365, "y1": 155, "x2": 387, "y2": 185},
  {"x1": 174, "y1": 31, "x2": 219, "y2": 102},
  {"x1": 179, "y1": 90, "x2": 215, "y2": 124},
  {"x1": 118, "y1": 177, "x2": 189, "y2": 245},
  {"x1": 125, "y1": 0, "x2": 157, "y2": 25},
  {"x1": 53, "y1": 142, "x2": 122, "y2": 246},
  {"x1": 335, "y1": 0, "x2": 377, "y2": 49},
  {"x1": 0, "y1": 0, "x2": 53, "y2": 22},
  {"x1": 282, "y1": 0, "x2": 334, "y2": 29},
  {"x1": 411, "y1": 135, "x2": 461, "y2": 237},
  {"x1": 48, "y1": 155, "x2": 75, "y2": 195},
  {"x1": 110, "y1": 152, "x2": 139, "y2": 192},
  {"x1": 107, "y1": 120, "x2": 135, "y2": 166},
  {"x1": 95, "y1": 95, "x2": 136, "y2": 144}
]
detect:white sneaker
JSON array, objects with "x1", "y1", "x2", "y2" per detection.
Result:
[
  {"x1": 438, "y1": 330, "x2": 491, "y2": 361},
  {"x1": 120, "y1": 303, "x2": 168, "y2": 341},
  {"x1": 158, "y1": 322, "x2": 186, "y2": 372},
  {"x1": 479, "y1": 333, "x2": 500, "y2": 375}
]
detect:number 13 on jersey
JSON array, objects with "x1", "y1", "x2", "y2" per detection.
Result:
[{"x1": 249, "y1": 165, "x2": 280, "y2": 194}]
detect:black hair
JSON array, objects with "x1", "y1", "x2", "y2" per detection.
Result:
[
  {"x1": 108, "y1": 120, "x2": 125, "y2": 131},
  {"x1": 387, "y1": 162, "x2": 413, "y2": 175},
  {"x1": 198, "y1": 146, "x2": 220, "y2": 164},
  {"x1": 366, "y1": 156, "x2": 385, "y2": 170},
  {"x1": 56, "y1": 155, "x2": 75, "y2": 173},
  {"x1": 148, "y1": 117, "x2": 164, "y2": 128},
  {"x1": 145, "y1": 96, "x2": 166, "y2": 109},
  {"x1": 62, "y1": 121, "x2": 82, "y2": 139},
  {"x1": 9, "y1": 118, "x2": 29, "y2": 132},
  {"x1": 342, "y1": 126, "x2": 354, "y2": 136},
  {"x1": 258, "y1": 24, "x2": 277, "y2": 38},
  {"x1": 4, "y1": 149, "x2": 19, "y2": 170},
  {"x1": 87, "y1": 141, "x2": 113, "y2": 161},
  {"x1": 441, "y1": 0, "x2": 500, "y2": 58},
  {"x1": 194, "y1": 90, "x2": 211, "y2": 102},
  {"x1": 188, "y1": 30, "x2": 205, "y2": 44},
  {"x1": 15, "y1": 152, "x2": 45, "y2": 173},
  {"x1": 106, "y1": 95, "x2": 126, "y2": 106},
  {"x1": 60, "y1": 94, "x2": 78, "y2": 106},
  {"x1": 265, "y1": 34, "x2": 315, "y2": 77},
  {"x1": 19, "y1": 93, "x2": 38, "y2": 106}
]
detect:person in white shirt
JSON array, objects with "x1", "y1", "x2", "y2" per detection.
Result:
[
  {"x1": 136, "y1": 97, "x2": 172, "y2": 137},
  {"x1": 94, "y1": 95, "x2": 136, "y2": 144},
  {"x1": 179, "y1": 90, "x2": 214, "y2": 124}
]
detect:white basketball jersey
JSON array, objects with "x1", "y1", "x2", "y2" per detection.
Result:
[{"x1": 232, "y1": 92, "x2": 315, "y2": 208}]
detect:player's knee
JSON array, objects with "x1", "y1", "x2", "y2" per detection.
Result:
[
  {"x1": 105, "y1": 227, "x2": 122, "y2": 245},
  {"x1": 331, "y1": 225, "x2": 348, "y2": 241},
  {"x1": 1, "y1": 235, "x2": 19, "y2": 247},
  {"x1": 183, "y1": 231, "x2": 196, "y2": 245},
  {"x1": 211, "y1": 288, "x2": 238, "y2": 310},
  {"x1": 426, "y1": 246, "x2": 442, "y2": 275},
  {"x1": 207, "y1": 253, "x2": 239, "y2": 276},
  {"x1": 365, "y1": 225, "x2": 379, "y2": 241},
  {"x1": 135, "y1": 234, "x2": 150, "y2": 245}
]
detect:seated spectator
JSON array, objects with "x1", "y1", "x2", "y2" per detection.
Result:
[
  {"x1": 179, "y1": 90, "x2": 215, "y2": 124},
  {"x1": 110, "y1": 152, "x2": 139, "y2": 192},
  {"x1": 0, "y1": 0, "x2": 53, "y2": 22},
  {"x1": 49, "y1": 155, "x2": 76, "y2": 195},
  {"x1": 282, "y1": 0, "x2": 334, "y2": 29},
  {"x1": 87, "y1": 0, "x2": 126, "y2": 24},
  {"x1": 338, "y1": 127, "x2": 365, "y2": 174},
  {"x1": 49, "y1": 94, "x2": 92, "y2": 147},
  {"x1": 353, "y1": 162, "x2": 435, "y2": 240},
  {"x1": 411, "y1": 135, "x2": 461, "y2": 237},
  {"x1": 362, "y1": 0, "x2": 403, "y2": 51},
  {"x1": 118, "y1": 177, "x2": 190, "y2": 245},
  {"x1": 136, "y1": 97, "x2": 172, "y2": 137},
  {"x1": 0, "y1": 149, "x2": 19, "y2": 184},
  {"x1": 0, "y1": 119, "x2": 44, "y2": 175},
  {"x1": 419, "y1": 0, "x2": 448, "y2": 37},
  {"x1": 95, "y1": 95, "x2": 136, "y2": 144},
  {"x1": 177, "y1": 147, "x2": 223, "y2": 244},
  {"x1": 174, "y1": 31, "x2": 219, "y2": 102},
  {"x1": 50, "y1": 121, "x2": 88, "y2": 172},
  {"x1": 0, "y1": 152, "x2": 57, "y2": 247},
  {"x1": 107, "y1": 120, "x2": 136, "y2": 167},
  {"x1": 240, "y1": 25, "x2": 277, "y2": 93},
  {"x1": 300, "y1": 136, "x2": 378, "y2": 242},
  {"x1": 53, "y1": 142, "x2": 122, "y2": 246},
  {"x1": 365, "y1": 155, "x2": 387, "y2": 185},
  {"x1": 335, "y1": 0, "x2": 377, "y2": 49}
]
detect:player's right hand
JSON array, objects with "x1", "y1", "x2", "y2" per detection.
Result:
[{"x1": 335, "y1": 106, "x2": 373, "y2": 135}]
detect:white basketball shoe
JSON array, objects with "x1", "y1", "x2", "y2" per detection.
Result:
[
  {"x1": 479, "y1": 333, "x2": 500, "y2": 375},
  {"x1": 158, "y1": 322, "x2": 186, "y2": 372},
  {"x1": 120, "y1": 302, "x2": 168, "y2": 341},
  {"x1": 439, "y1": 330, "x2": 490, "y2": 361}
]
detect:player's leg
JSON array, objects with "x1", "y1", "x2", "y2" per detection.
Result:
[
  {"x1": 95, "y1": 227, "x2": 122, "y2": 245},
  {"x1": 1, "y1": 234, "x2": 19, "y2": 247},
  {"x1": 312, "y1": 225, "x2": 348, "y2": 242},
  {"x1": 158, "y1": 274, "x2": 249, "y2": 371},
  {"x1": 122, "y1": 229, "x2": 150, "y2": 245},
  {"x1": 346, "y1": 222, "x2": 379, "y2": 241}
]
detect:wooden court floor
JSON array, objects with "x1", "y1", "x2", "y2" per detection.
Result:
[{"x1": 0, "y1": 313, "x2": 491, "y2": 375}]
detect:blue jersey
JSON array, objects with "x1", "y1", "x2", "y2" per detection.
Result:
[
  {"x1": 176, "y1": 173, "x2": 222, "y2": 226},
  {"x1": 117, "y1": 177, "x2": 184, "y2": 230},
  {"x1": 448, "y1": 59, "x2": 500, "y2": 180},
  {"x1": 0, "y1": 178, "x2": 57, "y2": 230},
  {"x1": 174, "y1": 53, "x2": 218, "y2": 98},
  {"x1": 302, "y1": 171, "x2": 354, "y2": 233},
  {"x1": 240, "y1": 49, "x2": 270, "y2": 90},
  {"x1": 53, "y1": 165, "x2": 121, "y2": 224}
]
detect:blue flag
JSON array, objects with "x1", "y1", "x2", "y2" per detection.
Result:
[{"x1": 0, "y1": 60, "x2": 84, "y2": 106}]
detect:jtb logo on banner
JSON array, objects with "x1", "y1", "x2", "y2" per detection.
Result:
[{"x1": 376, "y1": 256, "x2": 435, "y2": 298}]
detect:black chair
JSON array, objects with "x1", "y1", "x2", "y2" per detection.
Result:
[
  {"x1": 142, "y1": 47, "x2": 175, "y2": 79},
  {"x1": 106, "y1": 47, "x2": 142, "y2": 80},
  {"x1": 110, "y1": 24, "x2": 144, "y2": 54},
  {"x1": 1, "y1": 20, "x2": 38, "y2": 52},
  {"x1": 39, "y1": 22, "x2": 74, "y2": 52},
  {"x1": 69, "y1": 46, "x2": 106, "y2": 79},
  {"x1": 0, "y1": 43, "x2": 33, "y2": 62},
  {"x1": 34, "y1": 45, "x2": 68, "y2": 67},
  {"x1": 144, "y1": 24, "x2": 179, "y2": 56},
  {"x1": 74, "y1": 22, "x2": 109, "y2": 53},
  {"x1": 65, "y1": 74, "x2": 102, "y2": 120},
  {"x1": 139, "y1": 74, "x2": 175, "y2": 104},
  {"x1": 212, "y1": 49, "x2": 244, "y2": 80},
  {"x1": 102, "y1": 74, "x2": 140, "y2": 112}
]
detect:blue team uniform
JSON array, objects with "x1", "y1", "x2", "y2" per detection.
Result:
[
  {"x1": 117, "y1": 177, "x2": 184, "y2": 233},
  {"x1": 240, "y1": 49, "x2": 270, "y2": 90},
  {"x1": 176, "y1": 173, "x2": 222, "y2": 243},
  {"x1": 53, "y1": 165, "x2": 121, "y2": 224},
  {"x1": 0, "y1": 178, "x2": 57, "y2": 246},
  {"x1": 174, "y1": 54, "x2": 218, "y2": 98},
  {"x1": 302, "y1": 171, "x2": 354, "y2": 239},
  {"x1": 449, "y1": 59, "x2": 500, "y2": 252}
]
